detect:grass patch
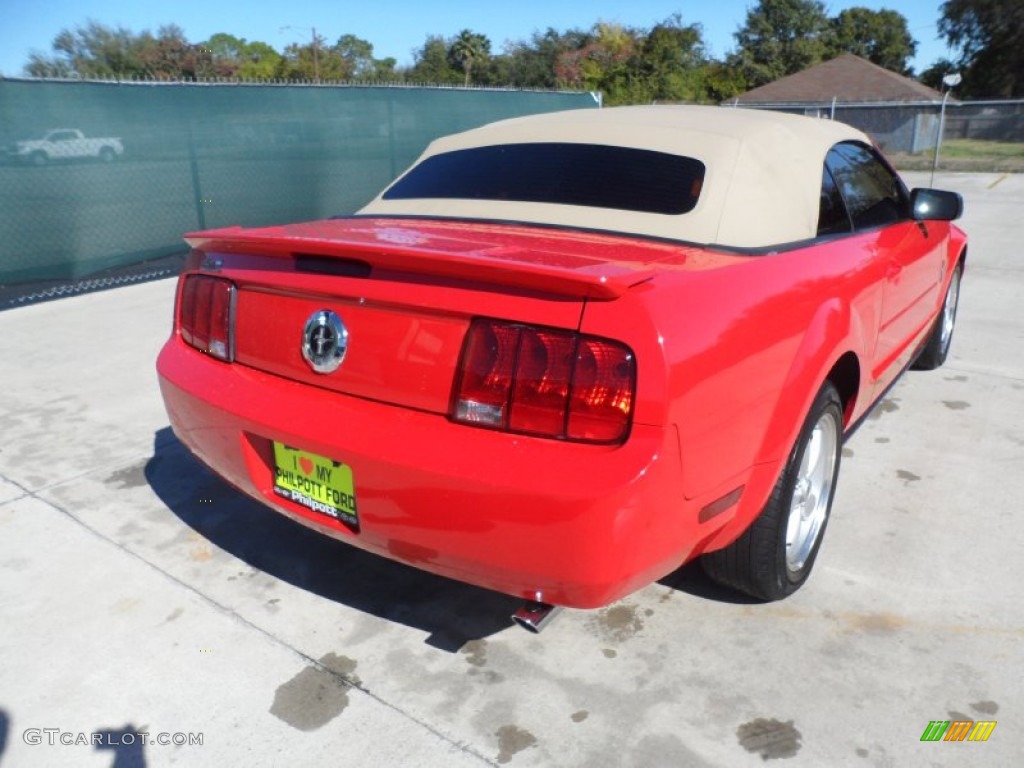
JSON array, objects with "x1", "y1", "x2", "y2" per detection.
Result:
[
  {"x1": 941, "y1": 139, "x2": 1024, "y2": 159},
  {"x1": 888, "y1": 138, "x2": 1024, "y2": 173}
]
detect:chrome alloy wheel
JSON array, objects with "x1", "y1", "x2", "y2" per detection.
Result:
[
  {"x1": 785, "y1": 413, "x2": 839, "y2": 572},
  {"x1": 940, "y1": 268, "x2": 961, "y2": 354}
]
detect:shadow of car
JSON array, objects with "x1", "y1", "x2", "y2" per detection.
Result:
[{"x1": 145, "y1": 428, "x2": 519, "y2": 651}]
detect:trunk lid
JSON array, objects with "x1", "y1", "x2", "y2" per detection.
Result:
[
  {"x1": 185, "y1": 217, "x2": 737, "y2": 415},
  {"x1": 186, "y1": 216, "x2": 702, "y2": 300}
]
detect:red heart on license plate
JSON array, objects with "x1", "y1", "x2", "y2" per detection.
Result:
[{"x1": 299, "y1": 457, "x2": 314, "y2": 475}]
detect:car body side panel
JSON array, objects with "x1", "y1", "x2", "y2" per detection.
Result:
[
  {"x1": 949, "y1": 225, "x2": 968, "y2": 268},
  {"x1": 875, "y1": 222, "x2": 947, "y2": 378},
  {"x1": 580, "y1": 228, "x2": 913, "y2": 555},
  {"x1": 584, "y1": 234, "x2": 885, "y2": 499},
  {"x1": 696, "y1": 296, "x2": 867, "y2": 553},
  {"x1": 689, "y1": 223, "x2": 964, "y2": 554}
]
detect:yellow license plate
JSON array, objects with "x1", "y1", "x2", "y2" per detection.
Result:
[{"x1": 272, "y1": 443, "x2": 358, "y2": 528}]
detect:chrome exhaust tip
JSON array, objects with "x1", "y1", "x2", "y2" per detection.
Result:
[{"x1": 512, "y1": 601, "x2": 562, "y2": 633}]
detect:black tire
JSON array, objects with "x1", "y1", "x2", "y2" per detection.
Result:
[
  {"x1": 913, "y1": 262, "x2": 962, "y2": 370},
  {"x1": 30, "y1": 152, "x2": 47, "y2": 166},
  {"x1": 702, "y1": 382, "x2": 843, "y2": 601},
  {"x1": 99, "y1": 147, "x2": 115, "y2": 163}
]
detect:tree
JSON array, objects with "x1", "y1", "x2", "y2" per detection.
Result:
[
  {"x1": 554, "y1": 22, "x2": 639, "y2": 103},
  {"x1": 827, "y1": 8, "x2": 917, "y2": 74},
  {"x1": 478, "y1": 18, "x2": 731, "y2": 104},
  {"x1": 276, "y1": 31, "x2": 346, "y2": 81},
  {"x1": 202, "y1": 32, "x2": 246, "y2": 77},
  {"x1": 731, "y1": 0, "x2": 831, "y2": 88},
  {"x1": 939, "y1": 0, "x2": 1024, "y2": 98},
  {"x1": 448, "y1": 30, "x2": 491, "y2": 86},
  {"x1": 136, "y1": 24, "x2": 202, "y2": 80},
  {"x1": 334, "y1": 34, "x2": 377, "y2": 79},
  {"x1": 371, "y1": 57, "x2": 400, "y2": 82},
  {"x1": 42, "y1": 20, "x2": 147, "y2": 78},
  {"x1": 23, "y1": 20, "x2": 209, "y2": 79},
  {"x1": 408, "y1": 35, "x2": 460, "y2": 83},
  {"x1": 640, "y1": 15, "x2": 708, "y2": 102},
  {"x1": 918, "y1": 57, "x2": 959, "y2": 92},
  {"x1": 701, "y1": 61, "x2": 747, "y2": 102},
  {"x1": 502, "y1": 28, "x2": 587, "y2": 89},
  {"x1": 22, "y1": 22, "x2": 295, "y2": 81},
  {"x1": 332, "y1": 35, "x2": 400, "y2": 82},
  {"x1": 199, "y1": 35, "x2": 283, "y2": 80},
  {"x1": 237, "y1": 41, "x2": 284, "y2": 80},
  {"x1": 24, "y1": 51, "x2": 74, "y2": 78}
]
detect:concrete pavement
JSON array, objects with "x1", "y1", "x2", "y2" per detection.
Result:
[{"x1": 1, "y1": 171, "x2": 1021, "y2": 767}]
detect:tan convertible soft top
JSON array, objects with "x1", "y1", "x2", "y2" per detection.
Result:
[{"x1": 360, "y1": 105, "x2": 871, "y2": 249}]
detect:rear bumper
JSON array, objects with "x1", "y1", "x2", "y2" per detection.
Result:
[{"x1": 157, "y1": 338, "x2": 707, "y2": 608}]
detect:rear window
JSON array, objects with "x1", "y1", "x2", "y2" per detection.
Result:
[{"x1": 382, "y1": 142, "x2": 705, "y2": 216}]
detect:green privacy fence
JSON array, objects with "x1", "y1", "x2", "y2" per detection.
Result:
[{"x1": 0, "y1": 79, "x2": 598, "y2": 284}]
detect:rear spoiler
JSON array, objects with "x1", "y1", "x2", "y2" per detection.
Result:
[{"x1": 185, "y1": 218, "x2": 658, "y2": 300}]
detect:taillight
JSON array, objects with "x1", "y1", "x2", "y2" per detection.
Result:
[
  {"x1": 179, "y1": 275, "x2": 236, "y2": 361},
  {"x1": 567, "y1": 337, "x2": 637, "y2": 442},
  {"x1": 452, "y1": 319, "x2": 635, "y2": 444}
]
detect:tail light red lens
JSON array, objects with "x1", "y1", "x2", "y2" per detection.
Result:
[
  {"x1": 179, "y1": 275, "x2": 236, "y2": 361},
  {"x1": 453, "y1": 320, "x2": 519, "y2": 426},
  {"x1": 452, "y1": 319, "x2": 635, "y2": 444},
  {"x1": 510, "y1": 328, "x2": 575, "y2": 435},
  {"x1": 567, "y1": 338, "x2": 636, "y2": 442}
]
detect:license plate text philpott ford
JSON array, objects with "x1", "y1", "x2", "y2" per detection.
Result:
[{"x1": 272, "y1": 442, "x2": 358, "y2": 529}]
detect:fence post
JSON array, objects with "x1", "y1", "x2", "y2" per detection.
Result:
[
  {"x1": 387, "y1": 91, "x2": 397, "y2": 180},
  {"x1": 187, "y1": 122, "x2": 207, "y2": 230},
  {"x1": 930, "y1": 90, "x2": 950, "y2": 187}
]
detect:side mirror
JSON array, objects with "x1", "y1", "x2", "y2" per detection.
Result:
[{"x1": 911, "y1": 188, "x2": 963, "y2": 221}]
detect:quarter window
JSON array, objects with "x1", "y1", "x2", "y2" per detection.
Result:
[
  {"x1": 825, "y1": 143, "x2": 908, "y2": 231},
  {"x1": 817, "y1": 165, "x2": 851, "y2": 236}
]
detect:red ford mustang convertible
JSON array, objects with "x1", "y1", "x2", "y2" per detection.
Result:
[{"x1": 157, "y1": 106, "x2": 965, "y2": 623}]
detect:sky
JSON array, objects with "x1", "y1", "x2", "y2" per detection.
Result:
[{"x1": 0, "y1": 0, "x2": 955, "y2": 79}]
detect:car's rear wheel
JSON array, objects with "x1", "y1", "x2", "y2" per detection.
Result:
[
  {"x1": 99, "y1": 147, "x2": 115, "y2": 163},
  {"x1": 702, "y1": 382, "x2": 843, "y2": 601},
  {"x1": 913, "y1": 262, "x2": 962, "y2": 370}
]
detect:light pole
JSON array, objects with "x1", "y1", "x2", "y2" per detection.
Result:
[
  {"x1": 279, "y1": 26, "x2": 321, "y2": 83},
  {"x1": 931, "y1": 72, "x2": 961, "y2": 186}
]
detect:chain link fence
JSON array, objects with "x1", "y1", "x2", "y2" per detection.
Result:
[
  {"x1": 0, "y1": 78, "x2": 597, "y2": 288},
  {"x1": 735, "y1": 99, "x2": 1024, "y2": 168},
  {"x1": 942, "y1": 100, "x2": 1024, "y2": 142}
]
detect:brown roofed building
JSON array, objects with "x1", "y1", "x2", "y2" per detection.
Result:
[
  {"x1": 734, "y1": 54, "x2": 944, "y2": 104},
  {"x1": 729, "y1": 55, "x2": 948, "y2": 153}
]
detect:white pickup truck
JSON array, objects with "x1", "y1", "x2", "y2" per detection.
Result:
[{"x1": 7, "y1": 129, "x2": 124, "y2": 165}]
